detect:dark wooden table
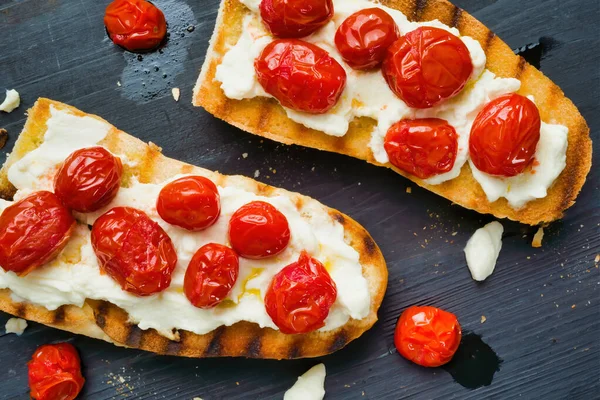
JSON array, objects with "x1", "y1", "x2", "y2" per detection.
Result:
[{"x1": 0, "y1": 0, "x2": 598, "y2": 398}]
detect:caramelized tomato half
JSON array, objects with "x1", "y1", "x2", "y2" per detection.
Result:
[
  {"x1": 382, "y1": 26, "x2": 473, "y2": 108},
  {"x1": 255, "y1": 39, "x2": 347, "y2": 114},
  {"x1": 260, "y1": 0, "x2": 333, "y2": 38},
  {"x1": 265, "y1": 251, "x2": 337, "y2": 334},
  {"x1": 104, "y1": 0, "x2": 167, "y2": 52},
  {"x1": 28, "y1": 343, "x2": 85, "y2": 400},
  {"x1": 384, "y1": 118, "x2": 458, "y2": 179},
  {"x1": 0, "y1": 191, "x2": 75, "y2": 276},
  {"x1": 469, "y1": 93, "x2": 541, "y2": 177},
  {"x1": 91, "y1": 206, "x2": 177, "y2": 296},
  {"x1": 394, "y1": 305, "x2": 462, "y2": 367}
]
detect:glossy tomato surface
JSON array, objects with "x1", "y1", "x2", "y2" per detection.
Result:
[
  {"x1": 104, "y1": 0, "x2": 167, "y2": 52},
  {"x1": 28, "y1": 343, "x2": 85, "y2": 400},
  {"x1": 228, "y1": 201, "x2": 290, "y2": 259},
  {"x1": 54, "y1": 147, "x2": 123, "y2": 213},
  {"x1": 157, "y1": 176, "x2": 221, "y2": 231},
  {"x1": 394, "y1": 305, "x2": 462, "y2": 367},
  {"x1": 384, "y1": 118, "x2": 458, "y2": 179},
  {"x1": 255, "y1": 39, "x2": 346, "y2": 114},
  {"x1": 382, "y1": 26, "x2": 473, "y2": 108},
  {"x1": 335, "y1": 8, "x2": 399, "y2": 70},
  {"x1": 265, "y1": 251, "x2": 337, "y2": 334},
  {"x1": 469, "y1": 93, "x2": 541, "y2": 177},
  {"x1": 184, "y1": 243, "x2": 239, "y2": 308},
  {"x1": 0, "y1": 191, "x2": 75, "y2": 276},
  {"x1": 260, "y1": 0, "x2": 333, "y2": 38},
  {"x1": 91, "y1": 206, "x2": 177, "y2": 296}
]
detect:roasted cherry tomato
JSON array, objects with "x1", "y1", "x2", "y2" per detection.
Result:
[
  {"x1": 260, "y1": 0, "x2": 334, "y2": 38},
  {"x1": 469, "y1": 93, "x2": 541, "y2": 177},
  {"x1": 0, "y1": 191, "x2": 75, "y2": 276},
  {"x1": 91, "y1": 207, "x2": 177, "y2": 296},
  {"x1": 384, "y1": 118, "x2": 458, "y2": 179},
  {"x1": 382, "y1": 27, "x2": 473, "y2": 108},
  {"x1": 184, "y1": 243, "x2": 239, "y2": 308},
  {"x1": 104, "y1": 0, "x2": 167, "y2": 52},
  {"x1": 255, "y1": 39, "x2": 347, "y2": 114},
  {"x1": 28, "y1": 343, "x2": 85, "y2": 400},
  {"x1": 54, "y1": 147, "x2": 123, "y2": 213},
  {"x1": 334, "y1": 8, "x2": 399, "y2": 70},
  {"x1": 394, "y1": 305, "x2": 462, "y2": 367},
  {"x1": 228, "y1": 201, "x2": 290, "y2": 259},
  {"x1": 157, "y1": 176, "x2": 221, "y2": 231},
  {"x1": 265, "y1": 251, "x2": 337, "y2": 334}
]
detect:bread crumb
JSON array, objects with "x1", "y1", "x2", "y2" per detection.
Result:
[
  {"x1": 242, "y1": 153, "x2": 248, "y2": 158},
  {"x1": 532, "y1": 227, "x2": 544, "y2": 248},
  {"x1": 236, "y1": 382, "x2": 239, "y2": 386},
  {"x1": 480, "y1": 315, "x2": 487, "y2": 323},
  {"x1": 172, "y1": 87, "x2": 180, "y2": 102},
  {"x1": 254, "y1": 170, "x2": 260, "y2": 178},
  {"x1": 406, "y1": 187, "x2": 412, "y2": 193},
  {"x1": 571, "y1": 304, "x2": 576, "y2": 309},
  {"x1": 0, "y1": 128, "x2": 7, "y2": 150},
  {"x1": 5, "y1": 317, "x2": 27, "y2": 335},
  {"x1": 117, "y1": 81, "x2": 121, "y2": 87},
  {"x1": 451, "y1": 232, "x2": 457, "y2": 236},
  {"x1": 192, "y1": 398, "x2": 203, "y2": 400},
  {"x1": 595, "y1": 254, "x2": 600, "y2": 263},
  {"x1": 118, "y1": 376, "x2": 125, "y2": 383}
]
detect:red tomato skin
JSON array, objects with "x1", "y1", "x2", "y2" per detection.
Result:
[
  {"x1": 334, "y1": 8, "x2": 399, "y2": 70},
  {"x1": 384, "y1": 118, "x2": 458, "y2": 179},
  {"x1": 54, "y1": 147, "x2": 123, "y2": 213},
  {"x1": 254, "y1": 39, "x2": 347, "y2": 114},
  {"x1": 184, "y1": 243, "x2": 239, "y2": 308},
  {"x1": 157, "y1": 176, "x2": 221, "y2": 231},
  {"x1": 382, "y1": 26, "x2": 473, "y2": 108},
  {"x1": 394, "y1": 305, "x2": 462, "y2": 367},
  {"x1": 228, "y1": 201, "x2": 290, "y2": 259},
  {"x1": 91, "y1": 207, "x2": 177, "y2": 296},
  {"x1": 104, "y1": 0, "x2": 167, "y2": 52},
  {"x1": 28, "y1": 343, "x2": 85, "y2": 400},
  {"x1": 469, "y1": 93, "x2": 541, "y2": 177},
  {"x1": 0, "y1": 191, "x2": 75, "y2": 276},
  {"x1": 260, "y1": 0, "x2": 334, "y2": 38},
  {"x1": 265, "y1": 251, "x2": 337, "y2": 334}
]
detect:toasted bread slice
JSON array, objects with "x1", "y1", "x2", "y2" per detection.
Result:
[
  {"x1": 193, "y1": 0, "x2": 592, "y2": 226},
  {"x1": 0, "y1": 98, "x2": 387, "y2": 359}
]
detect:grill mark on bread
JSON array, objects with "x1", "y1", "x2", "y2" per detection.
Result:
[
  {"x1": 332, "y1": 212, "x2": 346, "y2": 225},
  {"x1": 245, "y1": 335, "x2": 262, "y2": 358},
  {"x1": 94, "y1": 302, "x2": 108, "y2": 329},
  {"x1": 52, "y1": 306, "x2": 66, "y2": 324},
  {"x1": 15, "y1": 303, "x2": 26, "y2": 318},
  {"x1": 166, "y1": 337, "x2": 183, "y2": 355},
  {"x1": 125, "y1": 325, "x2": 143, "y2": 348},
  {"x1": 329, "y1": 330, "x2": 349, "y2": 353},
  {"x1": 413, "y1": 0, "x2": 429, "y2": 20},
  {"x1": 484, "y1": 31, "x2": 497, "y2": 51},
  {"x1": 204, "y1": 326, "x2": 225, "y2": 356},
  {"x1": 363, "y1": 235, "x2": 377, "y2": 256},
  {"x1": 515, "y1": 57, "x2": 527, "y2": 79},
  {"x1": 450, "y1": 6, "x2": 462, "y2": 28},
  {"x1": 288, "y1": 340, "x2": 302, "y2": 359},
  {"x1": 257, "y1": 101, "x2": 273, "y2": 132}
]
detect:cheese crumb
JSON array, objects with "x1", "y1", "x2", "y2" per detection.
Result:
[
  {"x1": 117, "y1": 81, "x2": 121, "y2": 87},
  {"x1": 532, "y1": 227, "x2": 544, "y2": 248},
  {"x1": 0, "y1": 89, "x2": 20, "y2": 113},
  {"x1": 481, "y1": 315, "x2": 487, "y2": 323},
  {"x1": 464, "y1": 221, "x2": 503, "y2": 281},
  {"x1": 242, "y1": 153, "x2": 248, "y2": 158},
  {"x1": 254, "y1": 169, "x2": 260, "y2": 178},
  {"x1": 5, "y1": 317, "x2": 27, "y2": 335},
  {"x1": 284, "y1": 364, "x2": 326, "y2": 400},
  {"x1": 193, "y1": 397, "x2": 203, "y2": 400},
  {"x1": 172, "y1": 88, "x2": 181, "y2": 102},
  {"x1": 406, "y1": 187, "x2": 412, "y2": 193}
]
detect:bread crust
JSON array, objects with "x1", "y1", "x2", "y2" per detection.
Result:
[
  {"x1": 193, "y1": 0, "x2": 592, "y2": 226},
  {"x1": 0, "y1": 98, "x2": 388, "y2": 359}
]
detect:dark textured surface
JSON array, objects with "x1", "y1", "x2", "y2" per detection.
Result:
[{"x1": 0, "y1": 0, "x2": 598, "y2": 398}]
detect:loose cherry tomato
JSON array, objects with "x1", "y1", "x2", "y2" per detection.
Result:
[
  {"x1": 54, "y1": 147, "x2": 123, "y2": 213},
  {"x1": 255, "y1": 39, "x2": 347, "y2": 114},
  {"x1": 265, "y1": 251, "x2": 337, "y2": 334},
  {"x1": 334, "y1": 8, "x2": 399, "y2": 70},
  {"x1": 157, "y1": 176, "x2": 221, "y2": 231},
  {"x1": 184, "y1": 243, "x2": 239, "y2": 308},
  {"x1": 91, "y1": 207, "x2": 177, "y2": 296},
  {"x1": 394, "y1": 305, "x2": 462, "y2": 367},
  {"x1": 228, "y1": 201, "x2": 290, "y2": 259},
  {"x1": 382, "y1": 27, "x2": 473, "y2": 108},
  {"x1": 260, "y1": 0, "x2": 333, "y2": 38},
  {"x1": 384, "y1": 118, "x2": 458, "y2": 179},
  {"x1": 469, "y1": 93, "x2": 541, "y2": 177},
  {"x1": 28, "y1": 343, "x2": 85, "y2": 400},
  {"x1": 0, "y1": 191, "x2": 75, "y2": 276},
  {"x1": 104, "y1": 0, "x2": 167, "y2": 52}
]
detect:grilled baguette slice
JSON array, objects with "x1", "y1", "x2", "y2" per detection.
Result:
[
  {"x1": 193, "y1": 0, "x2": 592, "y2": 226},
  {"x1": 0, "y1": 98, "x2": 387, "y2": 359}
]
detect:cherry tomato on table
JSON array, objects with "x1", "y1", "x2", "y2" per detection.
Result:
[
  {"x1": 91, "y1": 206, "x2": 177, "y2": 296},
  {"x1": 54, "y1": 147, "x2": 123, "y2": 213},
  {"x1": 469, "y1": 93, "x2": 541, "y2": 177},
  {"x1": 28, "y1": 342, "x2": 85, "y2": 400},
  {"x1": 157, "y1": 176, "x2": 221, "y2": 231},
  {"x1": 0, "y1": 191, "x2": 75, "y2": 276},
  {"x1": 384, "y1": 118, "x2": 458, "y2": 179},
  {"x1": 394, "y1": 305, "x2": 462, "y2": 367},
  {"x1": 255, "y1": 39, "x2": 347, "y2": 114},
  {"x1": 228, "y1": 201, "x2": 290, "y2": 259},
  {"x1": 184, "y1": 243, "x2": 239, "y2": 308},
  {"x1": 382, "y1": 26, "x2": 473, "y2": 108},
  {"x1": 260, "y1": 0, "x2": 334, "y2": 38},
  {"x1": 335, "y1": 8, "x2": 399, "y2": 70},
  {"x1": 104, "y1": 0, "x2": 167, "y2": 52},
  {"x1": 265, "y1": 251, "x2": 337, "y2": 334}
]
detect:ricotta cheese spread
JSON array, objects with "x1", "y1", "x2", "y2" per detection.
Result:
[
  {"x1": 284, "y1": 363, "x2": 326, "y2": 400},
  {"x1": 464, "y1": 221, "x2": 504, "y2": 281},
  {"x1": 5, "y1": 317, "x2": 28, "y2": 335},
  {"x1": 0, "y1": 89, "x2": 20, "y2": 113},
  {"x1": 0, "y1": 106, "x2": 371, "y2": 339}
]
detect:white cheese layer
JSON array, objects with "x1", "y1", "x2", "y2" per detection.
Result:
[
  {"x1": 284, "y1": 364, "x2": 326, "y2": 400},
  {"x1": 464, "y1": 221, "x2": 503, "y2": 281},
  {"x1": 0, "y1": 106, "x2": 371, "y2": 339}
]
